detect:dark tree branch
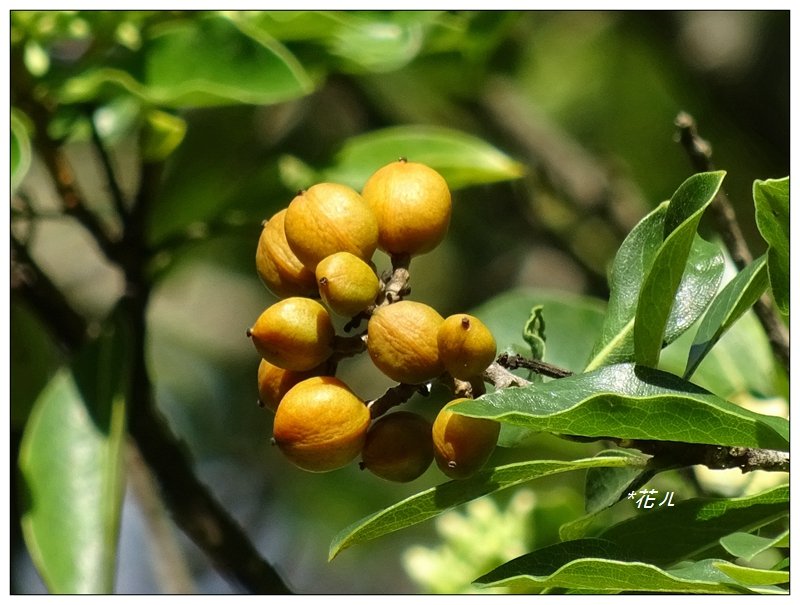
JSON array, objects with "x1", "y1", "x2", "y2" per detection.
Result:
[
  {"x1": 675, "y1": 112, "x2": 789, "y2": 373},
  {"x1": 495, "y1": 352, "x2": 574, "y2": 379},
  {"x1": 87, "y1": 108, "x2": 130, "y2": 222}
]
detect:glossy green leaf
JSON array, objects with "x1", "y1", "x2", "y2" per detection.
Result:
[
  {"x1": 684, "y1": 255, "x2": 769, "y2": 379},
  {"x1": 586, "y1": 200, "x2": 724, "y2": 371},
  {"x1": 453, "y1": 363, "x2": 789, "y2": 451},
  {"x1": 11, "y1": 108, "x2": 33, "y2": 193},
  {"x1": 18, "y1": 319, "x2": 129, "y2": 593},
  {"x1": 713, "y1": 561, "x2": 789, "y2": 588},
  {"x1": 719, "y1": 529, "x2": 789, "y2": 561},
  {"x1": 329, "y1": 455, "x2": 644, "y2": 561},
  {"x1": 59, "y1": 15, "x2": 314, "y2": 108},
  {"x1": 474, "y1": 539, "x2": 780, "y2": 594},
  {"x1": 599, "y1": 484, "x2": 789, "y2": 567},
  {"x1": 753, "y1": 177, "x2": 789, "y2": 314},
  {"x1": 321, "y1": 125, "x2": 525, "y2": 190},
  {"x1": 634, "y1": 171, "x2": 726, "y2": 367}
]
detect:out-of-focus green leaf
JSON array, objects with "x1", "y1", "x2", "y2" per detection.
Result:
[
  {"x1": 11, "y1": 108, "x2": 33, "y2": 193},
  {"x1": 140, "y1": 108, "x2": 187, "y2": 162},
  {"x1": 599, "y1": 484, "x2": 789, "y2": 567},
  {"x1": 684, "y1": 255, "x2": 769, "y2": 379},
  {"x1": 18, "y1": 318, "x2": 129, "y2": 593},
  {"x1": 321, "y1": 125, "x2": 525, "y2": 190},
  {"x1": 719, "y1": 529, "x2": 789, "y2": 561},
  {"x1": 329, "y1": 455, "x2": 645, "y2": 561},
  {"x1": 634, "y1": 171, "x2": 726, "y2": 367},
  {"x1": 59, "y1": 14, "x2": 314, "y2": 108},
  {"x1": 753, "y1": 177, "x2": 789, "y2": 314},
  {"x1": 474, "y1": 540, "x2": 782, "y2": 594},
  {"x1": 586, "y1": 200, "x2": 724, "y2": 371},
  {"x1": 453, "y1": 363, "x2": 789, "y2": 451}
]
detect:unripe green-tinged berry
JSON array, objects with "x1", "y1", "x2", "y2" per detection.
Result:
[
  {"x1": 362, "y1": 160, "x2": 452, "y2": 256},
  {"x1": 367, "y1": 300, "x2": 445, "y2": 384},
  {"x1": 360, "y1": 412, "x2": 433, "y2": 482},
  {"x1": 432, "y1": 399, "x2": 500, "y2": 480},
  {"x1": 256, "y1": 209, "x2": 318, "y2": 299},
  {"x1": 272, "y1": 376, "x2": 370, "y2": 472},
  {"x1": 437, "y1": 314, "x2": 497, "y2": 380},
  {"x1": 248, "y1": 297, "x2": 334, "y2": 371},
  {"x1": 284, "y1": 183, "x2": 379, "y2": 270},
  {"x1": 257, "y1": 359, "x2": 326, "y2": 413},
  {"x1": 316, "y1": 251, "x2": 381, "y2": 317}
]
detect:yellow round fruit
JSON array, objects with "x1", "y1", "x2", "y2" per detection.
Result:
[
  {"x1": 272, "y1": 376, "x2": 370, "y2": 472},
  {"x1": 432, "y1": 399, "x2": 500, "y2": 480},
  {"x1": 257, "y1": 359, "x2": 326, "y2": 413},
  {"x1": 437, "y1": 314, "x2": 497, "y2": 380},
  {"x1": 256, "y1": 209, "x2": 318, "y2": 299},
  {"x1": 284, "y1": 183, "x2": 379, "y2": 270},
  {"x1": 360, "y1": 411, "x2": 433, "y2": 482},
  {"x1": 316, "y1": 251, "x2": 381, "y2": 317},
  {"x1": 367, "y1": 300, "x2": 445, "y2": 384},
  {"x1": 248, "y1": 297, "x2": 335, "y2": 371},
  {"x1": 361, "y1": 159, "x2": 452, "y2": 256}
]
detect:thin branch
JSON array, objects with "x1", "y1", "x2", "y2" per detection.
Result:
[
  {"x1": 622, "y1": 438, "x2": 789, "y2": 474},
  {"x1": 482, "y1": 361, "x2": 532, "y2": 390},
  {"x1": 495, "y1": 352, "x2": 574, "y2": 379},
  {"x1": 87, "y1": 108, "x2": 130, "y2": 222},
  {"x1": 675, "y1": 112, "x2": 789, "y2": 373},
  {"x1": 367, "y1": 382, "x2": 430, "y2": 419}
]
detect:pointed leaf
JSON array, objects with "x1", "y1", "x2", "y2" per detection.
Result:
[
  {"x1": 329, "y1": 456, "x2": 644, "y2": 560},
  {"x1": 753, "y1": 177, "x2": 789, "y2": 314},
  {"x1": 684, "y1": 255, "x2": 769, "y2": 378},
  {"x1": 474, "y1": 541, "x2": 778, "y2": 594},
  {"x1": 18, "y1": 319, "x2": 129, "y2": 593},
  {"x1": 712, "y1": 561, "x2": 789, "y2": 588},
  {"x1": 719, "y1": 529, "x2": 789, "y2": 561},
  {"x1": 599, "y1": 484, "x2": 789, "y2": 567},
  {"x1": 634, "y1": 171, "x2": 726, "y2": 367},
  {"x1": 586, "y1": 202, "x2": 724, "y2": 371},
  {"x1": 453, "y1": 363, "x2": 789, "y2": 451},
  {"x1": 321, "y1": 125, "x2": 525, "y2": 190}
]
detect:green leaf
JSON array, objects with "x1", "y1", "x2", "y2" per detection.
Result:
[
  {"x1": 684, "y1": 255, "x2": 769, "y2": 379},
  {"x1": 18, "y1": 319, "x2": 129, "y2": 593},
  {"x1": 453, "y1": 363, "x2": 789, "y2": 451},
  {"x1": 713, "y1": 561, "x2": 789, "y2": 588},
  {"x1": 59, "y1": 15, "x2": 314, "y2": 108},
  {"x1": 329, "y1": 455, "x2": 645, "y2": 560},
  {"x1": 753, "y1": 177, "x2": 789, "y2": 314},
  {"x1": 522, "y1": 305, "x2": 546, "y2": 362},
  {"x1": 634, "y1": 171, "x2": 726, "y2": 367},
  {"x1": 719, "y1": 529, "x2": 789, "y2": 561},
  {"x1": 140, "y1": 108, "x2": 187, "y2": 162},
  {"x1": 586, "y1": 200, "x2": 724, "y2": 371},
  {"x1": 474, "y1": 540, "x2": 776, "y2": 594},
  {"x1": 599, "y1": 484, "x2": 789, "y2": 567},
  {"x1": 584, "y1": 449, "x2": 652, "y2": 513},
  {"x1": 321, "y1": 125, "x2": 525, "y2": 190},
  {"x1": 11, "y1": 108, "x2": 33, "y2": 193},
  {"x1": 468, "y1": 289, "x2": 606, "y2": 447}
]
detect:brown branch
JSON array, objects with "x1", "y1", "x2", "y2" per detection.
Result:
[
  {"x1": 622, "y1": 438, "x2": 789, "y2": 474},
  {"x1": 87, "y1": 108, "x2": 129, "y2": 222},
  {"x1": 675, "y1": 112, "x2": 789, "y2": 373},
  {"x1": 482, "y1": 361, "x2": 532, "y2": 390},
  {"x1": 367, "y1": 382, "x2": 430, "y2": 419},
  {"x1": 495, "y1": 352, "x2": 574, "y2": 379}
]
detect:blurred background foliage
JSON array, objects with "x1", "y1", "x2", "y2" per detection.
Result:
[{"x1": 10, "y1": 10, "x2": 789, "y2": 593}]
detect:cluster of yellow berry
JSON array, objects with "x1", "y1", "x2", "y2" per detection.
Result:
[{"x1": 248, "y1": 159, "x2": 500, "y2": 482}]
